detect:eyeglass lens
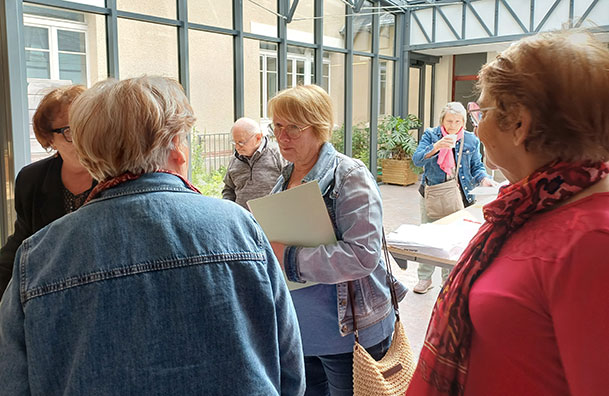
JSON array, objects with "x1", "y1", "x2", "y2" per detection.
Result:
[
  {"x1": 467, "y1": 102, "x2": 482, "y2": 127},
  {"x1": 269, "y1": 124, "x2": 303, "y2": 139}
]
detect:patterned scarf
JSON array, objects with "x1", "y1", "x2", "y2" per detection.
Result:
[
  {"x1": 407, "y1": 160, "x2": 609, "y2": 395},
  {"x1": 84, "y1": 169, "x2": 200, "y2": 205},
  {"x1": 437, "y1": 126, "x2": 464, "y2": 177}
]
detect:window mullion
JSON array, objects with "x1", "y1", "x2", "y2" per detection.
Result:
[{"x1": 49, "y1": 26, "x2": 59, "y2": 80}]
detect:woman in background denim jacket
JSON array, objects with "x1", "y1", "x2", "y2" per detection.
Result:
[
  {"x1": 0, "y1": 76, "x2": 305, "y2": 396},
  {"x1": 267, "y1": 85, "x2": 407, "y2": 396},
  {"x1": 411, "y1": 102, "x2": 493, "y2": 294}
]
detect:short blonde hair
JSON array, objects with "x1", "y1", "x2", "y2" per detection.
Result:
[
  {"x1": 70, "y1": 76, "x2": 195, "y2": 180},
  {"x1": 478, "y1": 30, "x2": 609, "y2": 161},
  {"x1": 439, "y1": 102, "x2": 466, "y2": 125},
  {"x1": 268, "y1": 85, "x2": 333, "y2": 142},
  {"x1": 32, "y1": 85, "x2": 85, "y2": 149}
]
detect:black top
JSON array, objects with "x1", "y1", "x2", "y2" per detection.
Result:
[{"x1": 0, "y1": 155, "x2": 96, "y2": 298}]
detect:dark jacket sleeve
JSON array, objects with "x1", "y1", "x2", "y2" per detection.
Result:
[{"x1": 0, "y1": 171, "x2": 34, "y2": 297}]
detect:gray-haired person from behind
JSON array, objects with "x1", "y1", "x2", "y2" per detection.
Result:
[{"x1": 0, "y1": 76, "x2": 305, "y2": 396}]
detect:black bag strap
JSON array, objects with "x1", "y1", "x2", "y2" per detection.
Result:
[
  {"x1": 455, "y1": 134, "x2": 465, "y2": 178},
  {"x1": 348, "y1": 228, "x2": 399, "y2": 343}
]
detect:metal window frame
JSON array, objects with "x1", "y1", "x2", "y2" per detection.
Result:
[{"x1": 1, "y1": 0, "x2": 404, "y2": 241}]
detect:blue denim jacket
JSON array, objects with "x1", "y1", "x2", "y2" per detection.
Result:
[
  {"x1": 0, "y1": 173, "x2": 304, "y2": 396},
  {"x1": 272, "y1": 143, "x2": 407, "y2": 337},
  {"x1": 412, "y1": 126, "x2": 489, "y2": 204}
]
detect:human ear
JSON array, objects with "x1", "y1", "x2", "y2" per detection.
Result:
[{"x1": 512, "y1": 106, "x2": 532, "y2": 147}]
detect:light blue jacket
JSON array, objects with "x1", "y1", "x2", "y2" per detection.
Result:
[
  {"x1": 272, "y1": 143, "x2": 407, "y2": 337},
  {"x1": 0, "y1": 173, "x2": 304, "y2": 396},
  {"x1": 412, "y1": 126, "x2": 489, "y2": 204}
]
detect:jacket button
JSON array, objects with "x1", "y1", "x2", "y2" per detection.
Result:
[
  {"x1": 339, "y1": 299, "x2": 347, "y2": 307},
  {"x1": 461, "y1": 175, "x2": 465, "y2": 179},
  {"x1": 341, "y1": 325, "x2": 348, "y2": 332}
]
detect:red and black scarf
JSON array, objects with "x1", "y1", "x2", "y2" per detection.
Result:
[{"x1": 408, "y1": 160, "x2": 609, "y2": 395}]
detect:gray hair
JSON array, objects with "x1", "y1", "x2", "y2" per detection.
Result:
[
  {"x1": 231, "y1": 117, "x2": 260, "y2": 136},
  {"x1": 70, "y1": 76, "x2": 195, "y2": 181},
  {"x1": 439, "y1": 102, "x2": 467, "y2": 125}
]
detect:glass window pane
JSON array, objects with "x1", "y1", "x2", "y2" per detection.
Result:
[
  {"x1": 25, "y1": 50, "x2": 50, "y2": 79},
  {"x1": 116, "y1": 0, "x2": 176, "y2": 19},
  {"x1": 352, "y1": 55, "x2": 371, "y2": 167},
  {"x1": 118, "y1": 19, "x2": 179, "y2": 79},
  {"x1": 454, "y1": 53, "x2": 487, "y2": 75},
  {"x1": 58, "y1": 53, "x2": 86, "y2": 85},
  {"x1": 323, "y1": 0, "x2": 345, "y2": 48},
  {"x1": 58, "y1": 30, "x2": 85, "y2": 52},
  {"x1": 425, "y1": 64, "x2": 432, "y2": 130},
  {"x1": 408, "y1": 67, "x2": 420, "y2": 121},
  {"x1": 189, "y1": 0, "x2": 232, "y2": 29},
  {"x1": 287, "y1": 2, "x2": 313, "y2": 44},
  {"x1": 244, "y1": 0, "x2": 277, "y2": 37},
  {"x1": 379, "y1": 12, "x2": 395, "y2": 57},
  {"x1": 327, "y1": 52, "x2": 345, "y2": 153},
  {"x1": 188, "y1": 30, "x2": 234, "y2": 178},
  {"x1": 245, "y1": 39, "x2": 275, "y2": 121},
  {"x1": 297, "y1": 60, "x2": 305, "y2": 75},
  {"x1": 379, "y1": 61, "x2": 394, "y2": 116},
  {"x1": 268, "y1": 73, "x2": 277, "y2": 106},
  {"x1": 24, "y1": 26, "x2": 49, "y2": 50},
  {"x1": 353, "y1": 1, "x2": 374, "y2": 53},
  {"x1": 23, "y1": 8, "x2": 107, "y2": 164},
  {"x1": 23, "y1": 4, "x2": 85, "y2": 22},
  {"x1": 268, "y1": 57, "x2": 277, "y2": 72}
]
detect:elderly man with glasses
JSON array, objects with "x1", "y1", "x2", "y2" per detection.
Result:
[{"x1": 222, "y1": 117, "x2": 286, "y2": 209}]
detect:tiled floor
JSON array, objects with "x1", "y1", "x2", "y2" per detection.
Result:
[{"x1": 379, "y1": 182, "x2": 444, "y2": 360}]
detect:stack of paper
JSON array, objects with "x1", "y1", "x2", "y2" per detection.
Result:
[{"x1": 387, "y1": 219, "x2": 482, "y2": 261}]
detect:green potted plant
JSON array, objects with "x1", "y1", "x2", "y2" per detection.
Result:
[{"x1": 377, "y1": 114, "x2": 423, "y2": 186}]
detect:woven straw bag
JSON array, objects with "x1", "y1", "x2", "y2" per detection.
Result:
[
  {"x1": 349, "y1": 230, "x2": 415, "y2": 396},
  {"x1": 353, "y1": 320, "x2": 415, "y2": 395}
]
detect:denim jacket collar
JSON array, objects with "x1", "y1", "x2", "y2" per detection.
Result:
[
  {"x1": 280, "y1": 142, "x2": 337, "y2": 193},
  {"x1": 86, "y1": 172, "x2": 197, "y2": 206}
]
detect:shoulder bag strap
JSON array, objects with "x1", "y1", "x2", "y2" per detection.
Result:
[
  {"x1": 348, "y1": 228, "x2": 400, "y2": 344},
  {"x1": 455, "y1": 134, "x2": 465, "y2": 178}
]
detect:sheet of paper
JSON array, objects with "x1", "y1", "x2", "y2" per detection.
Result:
[
  {"x1": 247, "y1": 181, "x2": 337, "y2": 290},
  {"x1": 470, "y1": 180, "x2": 509, "y2": 196},
  {"x1": 387, "y1": 220, "x2": 482, "y2": 261}
]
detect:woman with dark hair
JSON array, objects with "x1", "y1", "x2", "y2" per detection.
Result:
[{"x1": 0, "y1": 85, "x2": 95, "y2": 298}]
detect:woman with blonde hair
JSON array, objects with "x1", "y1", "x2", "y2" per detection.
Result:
[
  {"x1": 267, "y1": 84, "x2": 407, "y2": 395},
  {"x1": 408, "y1": 30, "x2": 609, "y2": 395},
  {"x1": 0, "y1": 76, "x2": 304, "y2": 395},
  {"x1": 0, "y1": 85, "x2": 95, "y2": 298}
]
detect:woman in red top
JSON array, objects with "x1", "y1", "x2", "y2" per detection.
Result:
[{"x1": 407, "y1": 30, "x2": 609, "y2": 396}]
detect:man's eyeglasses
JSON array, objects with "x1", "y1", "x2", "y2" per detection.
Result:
[
  {"x1": 51, "y1": 126, "x2": 72, "y2": 142},
  {"x1": 267, "y1": 123, "x2": 309, "y2": 140},
  {"x1": 231, "y1": 133, "x2": 256, "y2": 148},
  {"x1": 467, "y1": 102, "x2": 496, "y2": 127}
]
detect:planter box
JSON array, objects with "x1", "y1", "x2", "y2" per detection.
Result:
[{"x1": 381, "y1": 159, "x2": 419, "y2": 186}]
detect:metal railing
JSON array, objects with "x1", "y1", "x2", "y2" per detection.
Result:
[{"x1": 193, "y1": 133, "x2": 233, "y2": 173}]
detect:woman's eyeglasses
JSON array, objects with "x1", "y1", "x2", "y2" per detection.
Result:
[
  {"x1": 267, "y1": 123, "x2": 309, "y2": 140},
  {"x1": 467, "y1": 102, "x2": 496, "y2": 127},
  {"x1": 51, "y1": 126, "x2": 72, "y2": 142},
  {"x1": 231, "y1": 133, "x2": 256, "y2": 148}
]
